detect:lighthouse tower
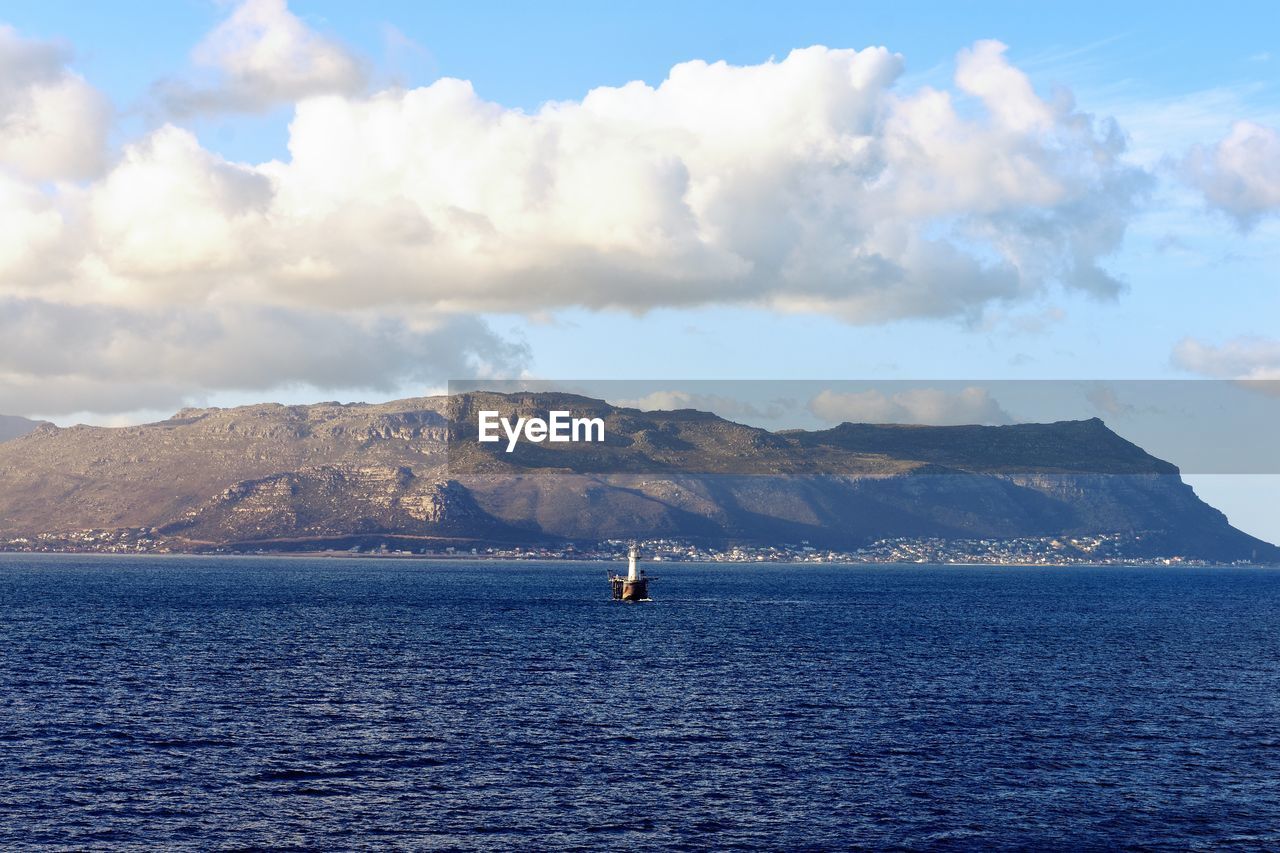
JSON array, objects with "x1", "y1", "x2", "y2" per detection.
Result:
[{"x1": 609, "y1": 544, "x2": 653, "y2": 601}]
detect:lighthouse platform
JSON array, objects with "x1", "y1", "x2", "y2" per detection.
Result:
[
  {"x1": 609, "y1": 574, "x2": 650, "y2": 601},
  {"x1": 609, "y1": 545, "x2": 654, "y2": 602}
]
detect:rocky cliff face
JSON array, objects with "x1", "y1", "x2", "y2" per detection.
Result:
[
  {"x1": 0, "y1": 393, "x2": 1273, "y2": 561},
  {"x1": 157, "y1": 466, "x2": 518, "y2": 545}
]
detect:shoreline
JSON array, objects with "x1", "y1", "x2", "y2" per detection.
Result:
[{"x1": 0, "y1": 549, "x2": 1273, "y2": 569}]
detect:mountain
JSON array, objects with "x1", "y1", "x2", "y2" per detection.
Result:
[
  {"x1": 0, "y1": 415, "x2": 49, "y2": 443},
  {"x1": 0, "y1": 392, "x2": 1273, "y2": 562}
]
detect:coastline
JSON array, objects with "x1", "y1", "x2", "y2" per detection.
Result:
[{"x1": 1, "y1": 549, "x2": 1273, "y2": 568}]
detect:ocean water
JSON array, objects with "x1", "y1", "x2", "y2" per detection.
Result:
[{"x1": 2, "y1": 556, "x2": 1280, "y2": 850}]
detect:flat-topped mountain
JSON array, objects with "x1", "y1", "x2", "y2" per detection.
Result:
[
  {"x1": 786, "y1": 418, "x2": 1180, "y2": 474},
  {"x1": 0, "y1": 392, "x2": 1273, "y2": 562}
]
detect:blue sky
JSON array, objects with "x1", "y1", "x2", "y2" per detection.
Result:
[
  {"x1": 0, "y1": 1, "x2": 1278, "y2": 534},
  {"x1": 15, "y1": 2, "x2": 1276, "y2": 109}
]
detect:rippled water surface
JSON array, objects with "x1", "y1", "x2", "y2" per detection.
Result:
[{"x1": 3, "y1": 555, "x2": 1280, "y2": 849}]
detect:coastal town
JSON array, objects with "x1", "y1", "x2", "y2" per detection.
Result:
[{"x1": 1, "y1": 529, "x2": 1263, "y2": 566}]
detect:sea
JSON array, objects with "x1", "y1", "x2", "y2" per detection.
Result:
[{"x1": 2, "y1": 555, "x2": 1280, "y2": 850}]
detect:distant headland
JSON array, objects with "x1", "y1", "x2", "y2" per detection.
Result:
[{"x1": 0, "y1": 392, "x2": 1275, "y2": 564}]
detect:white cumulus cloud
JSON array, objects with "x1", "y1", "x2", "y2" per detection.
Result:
[
  {"x1": 0, "y1": 23, "x2": 1155, "y2": 416},
  {"x1": 157, "y1": 0, "x2": 365, "y2": 115},
  {"x1": 809, "y1": 387, "x2": 1013, "y2": 425},
  {"x1": 0, "y1": 297, "x2": 525, "y2": 416},
  {"x1": 1172, "y1": 337, "x2": 1280, "y2": 380},
  {"x1": 0, "y1": 25, "x2": 110, "y2": 180},
  {"x1": 1181, "y1": 121, "x2": 1280, "y2": 228},
  {"x1": 100, "y1": 39, "x2": 1147, "y2": 322}
]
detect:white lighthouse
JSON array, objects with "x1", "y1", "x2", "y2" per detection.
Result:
[
  {"x1": 627, "y1": 544, "x2": 640, "y2": 581},
  {"x1": 609, "y1": 543, "x2": 653, "y2": 601}
]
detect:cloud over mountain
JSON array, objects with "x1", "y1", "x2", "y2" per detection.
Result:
[
  {"x1": 618, "y1": 390, "x2": 795, "y2": 423},
  {"x1": 808, "y1": 387, "x2": 1013, "y2": 426},
  {"x1": 0, "y1": 297, "x2": 525, "y2": 416},
  {"x1": 1173, "y1": 337, "x2": 1280, "y2": 380}
]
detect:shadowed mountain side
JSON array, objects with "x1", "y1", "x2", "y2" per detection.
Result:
[
  {"x1": 460, "y1": 470, "x2": 1257, "y2": 558},
  {"x1": 0, "y1": 392, "x2": 1273, "y2": 561}
]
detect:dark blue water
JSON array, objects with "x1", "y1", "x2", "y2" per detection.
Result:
[{"x1": 3, "y1": 556, "x2": 1280, "y2": 849}]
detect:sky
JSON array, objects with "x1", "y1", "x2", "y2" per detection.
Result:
[{"x1": 1, "y1": 1, "x2": 1278, "y2": 535}]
